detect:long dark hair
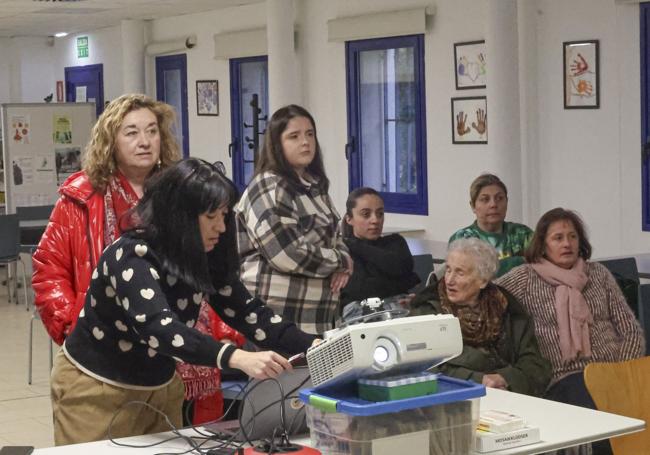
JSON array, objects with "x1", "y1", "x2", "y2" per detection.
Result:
[
  {"x1": 127, "y1": 158, "x2": 239, "y2": 293},
  {"x1": 343, "y1": 187, "x2": 382, "y2": 238},
  {"x1": 525, "y1": 207, "x2": 592, "y2": 263},
  {"x1": 255, "y1": 104, "x2": 329, "y2": 192}
]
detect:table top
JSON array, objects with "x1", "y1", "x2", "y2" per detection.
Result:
[{"x1": 32, "y1": 387, "x2": 644, "y2": 455}]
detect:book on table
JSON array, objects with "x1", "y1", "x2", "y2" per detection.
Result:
[{"x1": 475, "y1": 425, "x2": 541, "y2": 452}]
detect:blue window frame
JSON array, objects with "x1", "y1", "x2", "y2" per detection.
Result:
[
  {"x1": 346, "y1": 34, "x2": 428, "y2": 215},
  {"x1": 642, "y1": 4, "x2": 650, "y2": 230}
]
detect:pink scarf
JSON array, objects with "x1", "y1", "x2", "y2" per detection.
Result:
[{"x1": 531, "y1": 258, "x2": 593, "y2": 362}]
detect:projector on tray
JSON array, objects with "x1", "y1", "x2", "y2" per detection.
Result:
[{"x1": 306, "y1": 314, "x2": 462, "y2": 389}]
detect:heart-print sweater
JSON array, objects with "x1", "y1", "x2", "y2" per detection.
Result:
[{"x1": 64, "y1": 234, "x2": 315, "y2": 389}]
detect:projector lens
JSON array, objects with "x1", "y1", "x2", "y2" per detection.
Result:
[{"x1": 373, "y1": 346, "x2": 389, "y2": 363}]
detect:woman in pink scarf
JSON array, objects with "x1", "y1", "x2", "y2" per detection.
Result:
[{"x1": 497, "y1": 208, "x2": 644, "y2": 455}]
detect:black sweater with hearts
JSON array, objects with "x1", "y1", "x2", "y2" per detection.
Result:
[{"x1": 64, "y1": 234, "x2": 315, "y2": 388}]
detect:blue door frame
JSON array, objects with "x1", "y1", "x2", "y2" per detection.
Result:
[
  {"x1": 155, "y1": 54, "x2": 189, "y2": 157},
  {"x1": 64, "y1": 63, "x2": 104, "y2": 118},
  {"x1": 642, "y1": 4, "x2": 650, "y2": 230},
  {"x1": 229, "y1": 55, "x2": 268, "y2": 192}
]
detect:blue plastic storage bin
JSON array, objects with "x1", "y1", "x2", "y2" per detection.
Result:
[{"x1": 299, "y1": 375, "x2": 485, "y2": 455}]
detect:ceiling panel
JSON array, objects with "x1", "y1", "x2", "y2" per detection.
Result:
[{"x1": 0, "y1": 0, "x2": 264, "y2": 37}]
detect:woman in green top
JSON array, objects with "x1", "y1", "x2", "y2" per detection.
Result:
[{"x1": 449, "y1": 173, "x2": 532, "y2": 277}]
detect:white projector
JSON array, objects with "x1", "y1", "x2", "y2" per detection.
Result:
[{"x1": 306, "y1": 314, "x2": 463, "y2": 389}]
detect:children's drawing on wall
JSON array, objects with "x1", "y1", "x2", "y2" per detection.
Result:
[
  {"x1": 53, "y1": 114, "x2": 73, "y2": 144},
  {"x1": 12, "y1": 157, "x2": 34, "y2": 186},
  {"x1": 11, "y1": 115, "x2": 31, "y2": 144},
  {"x1": 454, "y1": 40, "x2": 486, "y2": 90},
  {"x1": 451, "y1": 96, "x2": 488, "y2": 144},
  {"x1": 563, "y1": 40, "x2": 599, "y2": 109},
  {"x1": 55, "y1": 147, "x2": 81, "y2": 185},
  {"x1": 35, "y1": 154, "x2": 56, "y2": 184}
]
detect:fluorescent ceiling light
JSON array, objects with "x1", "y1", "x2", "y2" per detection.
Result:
[{"x1": 54, "y1": 32, "x2": 68, "y2": 37}]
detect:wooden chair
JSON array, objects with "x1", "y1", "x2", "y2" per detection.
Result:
[{"x1": 584, "y1": 357, "x2": 650, "y2": 454}]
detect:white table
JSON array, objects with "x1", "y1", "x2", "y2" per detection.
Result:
[
  {"x1": 32, "y1": 388, "x2": 644, "y2": 455},
  {"x1": 469, "y1": 388, "x2": 644, "y2": 454}
]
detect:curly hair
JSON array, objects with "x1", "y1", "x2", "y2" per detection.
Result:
[{"x1": 82, "y1": 94, "x2": 180, "y2": 191}]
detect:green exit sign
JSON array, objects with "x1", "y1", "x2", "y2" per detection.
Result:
[{"x1": 77, "y1": 36, "x2": 89, "y2": 58}]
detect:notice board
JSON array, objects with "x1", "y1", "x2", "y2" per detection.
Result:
[{"x1": 1, "y1": 102, "x2": 95, "y2": 212}]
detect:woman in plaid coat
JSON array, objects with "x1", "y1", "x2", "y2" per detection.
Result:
[{"x1": 235, "y1": 105, "x2": 352, "y2": 335}]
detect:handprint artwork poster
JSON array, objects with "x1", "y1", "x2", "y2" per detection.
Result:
[
  {"x1": 454, "y1": 40, "x2": 487, "y2": 90},
  {"x1": 451, "y1": 96, "x2": 488, "y2": 144},
  {"x1": 563, "y1": 40, "x2": 599, "y2": 109}
]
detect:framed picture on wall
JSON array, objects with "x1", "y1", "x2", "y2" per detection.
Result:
[
  {"x1": 196, "y1": 80, "x2": 219, "y2": 116},
  {"x1": 451, "y1": 96, "x2": 487, "y2": 144},
  {"x1": 563, "y1": 40, "x2": 599, "y2": 109},
  {"x1": 454, "y1": 40, "x2": 486, "y2": 90}
]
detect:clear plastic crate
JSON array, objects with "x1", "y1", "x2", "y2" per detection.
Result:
[
  {"x1": 299, "y1": 375, "x2": 484, "y2": 455},
  {"x1": 305, "y1": 398, "x2": 479, "y2": 455}
]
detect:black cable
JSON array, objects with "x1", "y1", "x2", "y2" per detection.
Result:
[{"x1": 106, "y1": 372, "x2": 312, "y2": 455}]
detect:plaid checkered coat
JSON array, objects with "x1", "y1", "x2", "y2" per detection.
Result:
[{"x1": 235, "y1": 171, "x2": 350, "y2": 335}]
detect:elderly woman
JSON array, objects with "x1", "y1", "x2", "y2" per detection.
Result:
[
  {"x1": 410, "y1": 238, "x2": 550, "y2": 396},
  {"x1": 449, "y1": 173, "x2": 533, "y2": 277}
]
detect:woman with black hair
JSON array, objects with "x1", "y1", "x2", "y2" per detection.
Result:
[
  {"x1": 340, "y1": 187, "x2": 419, "y2": 308},
  {"x1": 235, "y1": 105, "x2": 352, "y2": 335},
  {"x1": 50, "y1": 158, "x2": 316, "y2": 445}
]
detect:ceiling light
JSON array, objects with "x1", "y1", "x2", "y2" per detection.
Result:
[{"x1": 54, "y1": 32, "x2": 68, "y2": 38}]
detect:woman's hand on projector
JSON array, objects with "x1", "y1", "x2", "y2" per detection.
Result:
[{"x1": 228, "y1": 349, "x2": 292, "y2": 379}]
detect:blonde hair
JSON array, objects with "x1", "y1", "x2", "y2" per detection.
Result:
[{"x1": 82, "y1": 94, "x2": 181, "y2": 191}]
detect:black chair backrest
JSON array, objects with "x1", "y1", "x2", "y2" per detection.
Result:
[
  {"x1": 411, "y1": 254, "x2": 434, "y2": 293},
  {"x1": 638, "y1": 284, "x2": 650, "y2": 355},
  {"x1": 0, "y1": 214, "x2": 21, "y2": 259},
  {"x1": 598, "y1": 258, "x2": 640, "y2": 317},
  {"x1": 16, "y1": 205, "x2": 54, "y2": 222}
]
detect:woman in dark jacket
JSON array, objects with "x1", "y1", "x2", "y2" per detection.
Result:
[
  {"x1": 340, "y1": 187, "x2": 420, "y2": 307},
  {"x1": 410, "y1": 237, "x2": 550, "y2": 396}
]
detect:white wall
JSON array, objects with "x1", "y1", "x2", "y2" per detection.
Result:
[
  {"x1": 52, "y1": 26, "x2": 124, "y2": 104},
  {"x1": 148, "y1": 4, "x2": 267, "y2": 164},
  {"x1": 4, "y1": 0, "x2": 650, "y2": 257}
]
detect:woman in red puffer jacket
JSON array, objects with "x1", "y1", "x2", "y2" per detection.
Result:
[{"x1": 32, "y1": 94, "x2": 180, "y2": 345}]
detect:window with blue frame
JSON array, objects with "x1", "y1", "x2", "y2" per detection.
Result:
[
  {"x1": 346, "y1": 34, "x2": 428, "y2": 215},
  {"x1": 641, "y1": 4, "x2": 650, "y2": 230}
]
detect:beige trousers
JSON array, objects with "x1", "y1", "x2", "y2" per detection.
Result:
[{"x1": 51, "y1": 350, "x2": 185, "y2": 446}]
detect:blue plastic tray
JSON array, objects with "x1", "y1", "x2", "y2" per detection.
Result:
[{"x1": 299, "y1": 374, "x2": 485, "y2": 416}]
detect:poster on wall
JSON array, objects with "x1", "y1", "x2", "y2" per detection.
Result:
[
  {"x1": 11, "y1": 115, "x2": 31, "y2": 144},
  {"x1": 12, "y1": 157, "x2": 34, "y2": 186},
  {"x1": 55, "y1": 147, "x2": 81, "y2": 185},
  {"x1": 35, "y1": 154, "x2": 56, "y2": 184},
  {"x1": 53, "y1": 114, "x2": 72, "y2": 144}
]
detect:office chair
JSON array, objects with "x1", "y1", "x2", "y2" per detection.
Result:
[
  {"x1": 16, "y1": 204, "x2": 53, "y2": 255},
  {"x1": 584, "y1": 357, "x2": 650, "y2": 454},
  {"x1": 0, "y1": 214, "x2": 29, "y2": 307},
  {"x1": 411, "y1": 254, "x2": 435, "y2": 293},
  {"x1": 598, "y1": 257, "x2": 640, "y2": 318},
  {"x1": 15, "y1": 205, "x2": 55, "y2": 383}
]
